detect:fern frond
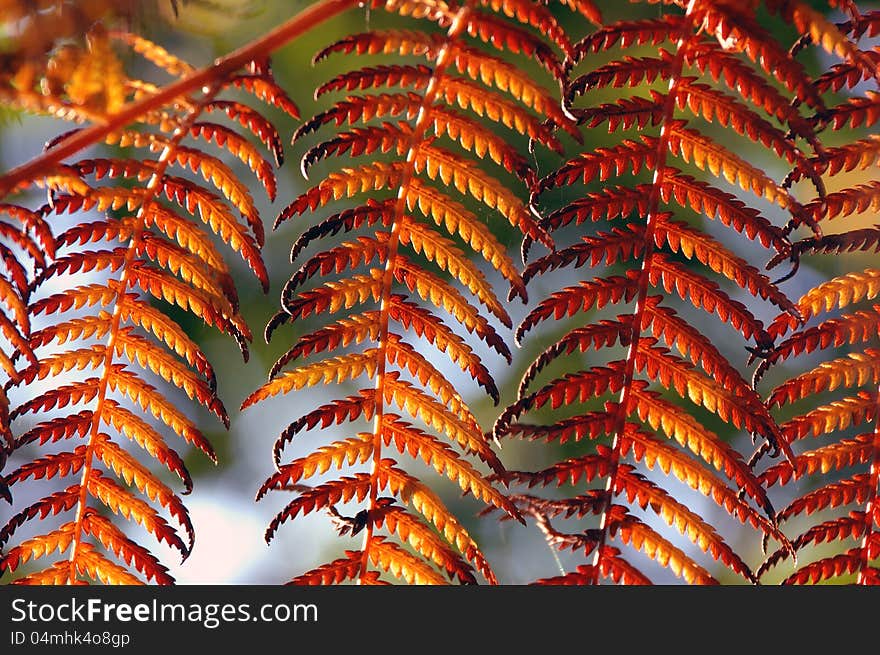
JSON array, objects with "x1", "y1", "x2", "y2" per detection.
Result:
[
  {"x1": 648, "y1": 254, "x2": 769, "y2": 342},
  {"x1": 92, "y1": 438, "x2": 193, "y2": 543},
  {"x1": 758, "y1": 512, "x2": 868, "y2": 578},
  {"x1": 658, "y1": 172, "x2": 788, "y2": 250},
  {"x1": 204, "y1": 99, "x2": 285, "y2": 166},
  {"x1": 569, "y1": 53, "x2": 671, "y2": 97},
  {"x1": 394, "y1": 260, "x2": 512, "y2": 359},
  {"x1": 226, "y1": 68, "x2": 300, "y2": 121},
  {"x1": 641, "y1": 298, "x2": 755, "y2": 392},
  {"x1": 402, "y1": 178, "x2": 528, "y2": 298},
  {"x1": 379, "y1": 460, "x2": 500, "y2": 575},
  {"x1": 635, "y1": 340, "x2": 773, "y2": 435},
  {"x1": 778, "y1": 476, "x2": 875, "y2": 526},
  {"x1": 264, "y1": 475, "x2": 373, "y2": 542},
  {"x1": 597, "y1": 77, "x2": 813, "y2": 169},
  {"x1": 516, "y1": 274, "x2": 639, "y2": 341},
  {"x1": 494, "y1": 0, "x2": 830, "y2": 584},
  {"x1": 569, "y1": 17, "x2": 686, "y2": 64},
  {"x1": 189, "y1": 121, "x2": 277, "y2": 200},
  {"x1": 521, "y1": 226, "x2": 644, "y2": 285},
  {"x1": 98, "y1": 401, "x2": 193, "y2": 493},
  {"x1": 516, "y1": 319, "x2": 632, "y2": 395},
  {"x1": 269, "y1": 313, "x2": 381, "y2": 376},
  {"x1": 464, "y1": 9, "x2": 565, "y2": 79},
  {"x1": 761, "y1": 308, "x2": 880, "y2": 375},
  {"x1": 758, "y1": 207, "x2": 880, "y2": 585},
  {"x1": 4, "y1": 448, "x2": 87, "y2": 487},
  {"x1": 655, "y1": 219, "x2": 794, "y2": 313},
  {"x1": 626, "y1": 386, "x2": 774, "y2": 514},
  {"x1": 247, "y1": 0, "x2": 576, "y2": 584},
  {"x1": 1, "y1": 524, "x2": 76, "y2": 576},
  {"x1": 382, "y1": 373, "x2": 505, "y2": 474},
  {"x1": 524, "y1": 173, "x2": 788, "y2": 261},
  {"x1": 79, "y1": 511, "x2": 174, "y2": 585},
  {"x1": 666, "y1": 122, "x2": 798, "y2": 210},
  {"x1": 1, "y1": 26, "x2": 285, "y2": 584}
]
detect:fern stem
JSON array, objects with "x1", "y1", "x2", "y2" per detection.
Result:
[
  {"x1": 0, "y1": 0, "x2": 358, "y2": 199},
  {"x1": 587, "y1": 16, "x2": 696, "y2": 586},
  {"x1": 357, "y1": 2, "x2": 473, "y2": 585},
  {"x1": 65, "y1": 84, "x2": 221, "y2": 584}
]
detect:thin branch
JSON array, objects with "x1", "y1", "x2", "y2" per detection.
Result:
[{"x1": 0, "y1": 0, "x2": 358, "y2": 199}]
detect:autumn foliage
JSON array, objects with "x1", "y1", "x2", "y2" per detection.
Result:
[{"x1": 0, "y1": 0, "x2": 878, "y2": 585}]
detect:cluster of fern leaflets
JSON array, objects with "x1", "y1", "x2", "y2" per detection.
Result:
[
  {"x1": 0, "y1": 0, "x2": 878, "y2": 586},
  {"x1": 0, "y1": 18, "x2": 293, "y2": 584},
  {"x1": 493, "y1": 0, "x2": 880, "y2": 584},
  {"x1": 241, "y1": 0, "x2": 602, "y2": 585},
  {"x1": 750, "y1": 9, "x2": 880, "y2": 585}
]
